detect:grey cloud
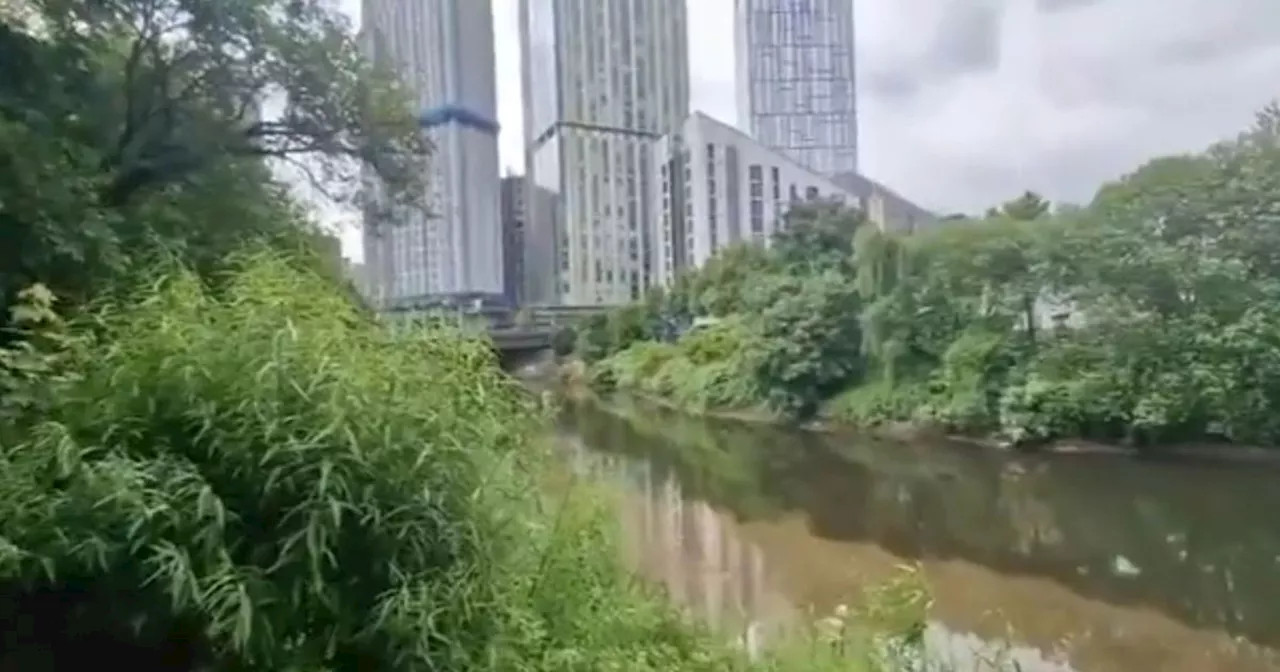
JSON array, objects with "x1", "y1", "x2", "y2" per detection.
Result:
[
  {"x1": 855, "y1": 0, "x2": 1008, "y2": 107},
  {"x1": 924, "y1": 1, "x2": 1006, "y2": 76},
  {"x1": 1033, "y1": 0, "x2": 1105, "y2": 12},
  {"x1": 1158, "y1": 38, "x2": 1246, "y2": 66},
  {"x1": 1154, "y1": 15, "x2": 1280, "y2": 66},
  {"x1": 861, "y1": 69, "x2": 923, "y2": 103},
  {"x1": 854, "y1": 0, "x2": 1280, "y2": 215}
]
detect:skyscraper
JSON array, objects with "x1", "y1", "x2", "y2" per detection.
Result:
[
  {"x1": 735, "y1": 0, "x2": 858, "y2": 176},
  {"x1": 360, "y1": 0, "x2": 503, "y2": 305},
  {"x1": 519, "y1": 0, "x2": 690, "y2": 305}
]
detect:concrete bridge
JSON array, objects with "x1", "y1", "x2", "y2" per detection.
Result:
[{"x1": 378, "y1": 299, "x2": 615, "y2": 363}]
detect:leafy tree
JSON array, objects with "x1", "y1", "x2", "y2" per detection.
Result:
[
  {"x1": 744, "y1": 271, "x2": 863, "y2": 418},
  {"x1": 576, "y1": 313, "x2": 613, "y2": 362},
  {"x1": 551, "y1": 324, "x2": 577, "y2": 356},
  {"x1": 998, "y1": 191, "x2": 1051, "y2": 221},
  {"x1": 771, "y1": 200, "x2": 865, "y2": 274},
  {"x1": 20, "y1": 0, "x2": 428, "y2": 210},
  {"x1": 606, "y1": 303, "x2": 652, "y2": 352},
  {"x1": 688, "y1": 243, "x2": 776, "y2": 316},
  {"x1": 0, "y1": 0, "x2": 429, "y2": 332}
]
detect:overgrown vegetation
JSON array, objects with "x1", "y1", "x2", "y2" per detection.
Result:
[
  {"x1": 578, "y1": 105, "x2": 1280, "y2": 451},
  {"x1": 0, "y1": 1, "x2": 947, "y2": 669},
  {"x1": 0, "y1": 263, "x2": 946, "y2": 669},
  {"x1": 0, "y1": 0, "x2": 429, "y2": 334}
]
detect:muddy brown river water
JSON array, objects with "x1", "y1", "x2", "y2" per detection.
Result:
[{"x1": 555, "y1": 395, "x2": 1280, "y2": 671}]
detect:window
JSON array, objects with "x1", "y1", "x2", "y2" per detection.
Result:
[{"x1": 748, "y1": 164, "x2": 764, "y2": 234}]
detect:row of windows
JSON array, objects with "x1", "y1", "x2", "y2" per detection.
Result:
[
  {"x1": 751, "y1": 45, "x2": 854, "y2": 82},
  {"x1": 689, "y1": 138, "x2": 835, "y2": 262},
  {"x1": 527, "y1": 2, "x2": 687, "y2": 137},
  {"x1": 706, "y1": 143, "x2": 718, "y2": 250},
  {"x1": 750, "y1": 77, "x2": 855, "y2": 115},
  {"x1": 574, "y1": 131, "x2": 872, "y2": 293}
]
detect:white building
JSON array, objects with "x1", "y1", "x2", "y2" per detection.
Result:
[
  {"x1": 360, "y1": 0, "x2": 503, "y2": 304},
  {"x1": 650, "y1": 112, "x2": 921, "y2": 286},
  {"x1": 829, "y1": 171, "x2": 938, "y2": 234},
  {"x1": 519, "y1": 0, "x2": 689, "y2": 305},
  {"x1": 735, "y1": 0, "x2": 859, "y2": 176}
]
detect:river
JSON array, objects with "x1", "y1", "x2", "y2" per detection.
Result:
[{"x1": 553, "y1": 394, "x2": 1280, "y2": 672}]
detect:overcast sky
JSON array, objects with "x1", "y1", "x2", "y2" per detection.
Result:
[{"x1": 333, "y1": 0, "x2": 1280, "y2": 255}]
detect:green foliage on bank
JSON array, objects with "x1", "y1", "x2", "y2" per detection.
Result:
[
  {"x1": 579, "y1": 104, "x2": 1280, "y2": 450},
  {"x1": 591, "y1": 317, "x2": 765, "y2": 413},
  {"x1": 0, "y1": 256, "x2": 730, "y2": 670},
  {"x1": 0, "y1": 2, "x2": 945, "y2": 669}
]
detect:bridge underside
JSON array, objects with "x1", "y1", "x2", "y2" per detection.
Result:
[
  {"x1": 496, "y1": 345, "x2": 555, "y2": 373},
  {"x1": 484, "y1": 328, "x2": 556, "y2": 371}
]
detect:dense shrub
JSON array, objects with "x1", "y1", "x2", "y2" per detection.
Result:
[
  {"x1": 0, "y1": 254, "x2": 771, "y2": 672},
  {"x1": 0, "y1": 254, "x2": 536, "y2": 669},
  {"x1": 595, "y1": 316, "x2": 765, "y2": 413},
  {"x1": 551, "y1": 324, "x2": 577, "y2": 356},
  {"x1": 827, "y1": 379, "x2": 934, "y2": 427}
]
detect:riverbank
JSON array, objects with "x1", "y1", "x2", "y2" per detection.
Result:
[{"x1": 558, "y1": 359, "x2": 1280, "y2": 467}]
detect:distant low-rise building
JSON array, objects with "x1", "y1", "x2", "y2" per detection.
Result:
[
  {"x1": 649, "y1": 112, "x2": 930, "y2": 286},
  {"x1": 828, "y1": 172, "x2": 937, "y2": 234}
]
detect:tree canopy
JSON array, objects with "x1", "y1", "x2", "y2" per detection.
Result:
[{"x1": 0, "y1": 0, "x2": 429, "y2": 333}]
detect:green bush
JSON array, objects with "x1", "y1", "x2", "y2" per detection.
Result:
[
  {"x1": 594, "y1": 328, "x2": 766, "y2": 413},
  {"x1": 576, "y1": 313, "x2": 612, "y2": 362},
  {"x1": 679, "y1": 317, "x2": 751, "y2": 365},
  {"x1": 744, "y1": 271, "x2": 864, "y2": 418},
  {"x1": 599, "y1": 341, "x2": 680, "y2": 390},
  {"x1": 551, "y1": 324, "x2": 577, "y2": 356},
  {"x1": 0, "y1": 253, "x2": 786, "y2": 672},
  {"x1": 826, "y1": 379, "x2": 934, "y2": 426},
  {"x1": 0, "y1": 253, "x2": 540, "y2": 670}
]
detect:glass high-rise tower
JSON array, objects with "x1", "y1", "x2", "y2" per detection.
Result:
[
  {"x1": 519, "y1": 0, "x2": 690, "y2": 305},
  {"x1": 360, "y1": 0, "x2": 504, "y2": 305},
  {"x1": 735, "y1": 0, "x2": 858, "y2": 176}
]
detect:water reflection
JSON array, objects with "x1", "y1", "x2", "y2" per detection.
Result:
[{"x1": 557, "y1": 395, "x2": 1280, "y2": 672}]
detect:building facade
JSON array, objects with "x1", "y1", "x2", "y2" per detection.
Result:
[
  {"x1": 500, "y1": 175, "x2": 558, "y2": 307},
  {"x1": 519, "y1": 0, "x2": 690, "y2": 305},
  {"x1": 829, "y1": 171, "x2": 937, "y2": 235},
  {"x1": 735, "y1": 0, "x2": 859, "y2": 176},
  {"x1": 499, "y1": 176, "x2": 524, "y2": 306},
  {"x1": 651, "y1": 112, "x2": 866, "y2": 285},
  {"x1": 360, "y1": 0, "x2": 503, "y2": 305}
]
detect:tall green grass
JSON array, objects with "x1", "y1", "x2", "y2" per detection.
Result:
[{"x1": 0, "y1": 251, "x2": 953, "y2": 671}]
